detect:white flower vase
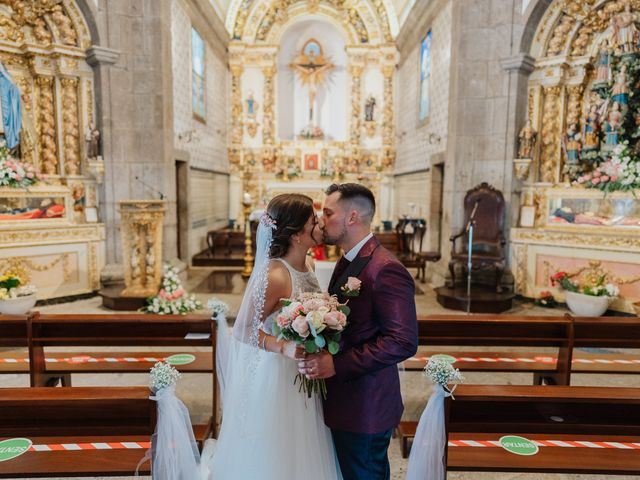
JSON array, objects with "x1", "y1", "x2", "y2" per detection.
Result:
[
  {"x1": 0, "y1": 293, "x2": 37, "y2": 315},
  {"x1": 564, "y1": 291, "x2": 609, "y2": 317}
]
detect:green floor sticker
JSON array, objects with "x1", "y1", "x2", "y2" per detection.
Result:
[
  {"x1": 0, "y1": 438, "x2": 32, "y2": 462},
  {"x1": 499, "y1": 435, "x2": 539, "y2": 456},
  {"x1": 430, "y1": 354, "x2": 457, "y2": 364},
  {"x1": 166, "y1": 354, "x2": 196, "y2": 366}
]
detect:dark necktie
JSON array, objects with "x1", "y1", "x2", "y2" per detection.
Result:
[{"x1": 330, "y1": 256, "x2": 350, "y2": 291}]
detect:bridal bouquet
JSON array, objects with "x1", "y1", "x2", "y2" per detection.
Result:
[{"x1": 272, "y1": 291, "x2": 350, "y2": 398}]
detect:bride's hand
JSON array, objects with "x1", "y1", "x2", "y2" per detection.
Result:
[{"x1": 281, "y1": 341, "x2": 306, "y2": 361}]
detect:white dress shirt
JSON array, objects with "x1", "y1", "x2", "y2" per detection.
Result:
[{"x1": 344, "y1": 232, "x2": 374, "y2": 261}]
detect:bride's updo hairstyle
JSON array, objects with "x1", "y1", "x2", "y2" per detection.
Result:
[{"x1": 266, "y1": 193, "x2": 314, "y2": 258}]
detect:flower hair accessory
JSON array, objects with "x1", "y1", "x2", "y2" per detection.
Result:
[{"x1": 260, "y1": 212, "x2": 277, "y2": 230}]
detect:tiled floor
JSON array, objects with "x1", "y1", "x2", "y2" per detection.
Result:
[{"x1": 3, "y1": 267, "x2": 640, "y2": 480}]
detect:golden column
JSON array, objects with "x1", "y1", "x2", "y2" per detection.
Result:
[
  {"x1": 349, "y1": 65, "x2": 363, "y2": 146},
  {"x1": 262, "y1": 65, "x2": 276, "y2": 146},
  {"x1": 241, "y1": 193, "x2": 254, "y2": 279}
]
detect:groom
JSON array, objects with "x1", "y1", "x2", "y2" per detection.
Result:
[{"x1": 299, "y1": 183, "x2": 418, "y2": 479}]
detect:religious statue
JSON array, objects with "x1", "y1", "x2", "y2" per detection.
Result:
[
  {"x1": 595, "y1": 39, "x2": 613, "y2": 85},
  {"x1": 245, "y1": 92, "x2": 258, "y2": 117},
  {"x1": 609, "y1": 3, "x2": 638, "y2": 54},
  {"x1": 85, "y1": 122, "x2": 100, "y2": 160},
  {"x1": 612, "y1": 64, "x2": 629, "y2": 110},
  {"x1": 0, "y1": 62, "x2": 21, "y2": 150},
  {"x1": 582, "y1": 104, "x2": 601, "y2": 155},
  {"x1": 364, "y1": 95, "x2": 376, "y2": 122},
  {"x1": 562, "y1": 123, "x2": 581, "y2": 165},
  {"x1": 605, "y1": 102, "x2": 623, "y2": 147},
  {"x1": 517, "y1": 119, "x2": 537, "y2": 159},
  {"x1": 289, "y1": 39, "x2": 335, "y2": 125}
]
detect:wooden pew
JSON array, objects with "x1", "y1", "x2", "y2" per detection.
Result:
[
  {"x1": 408, "y1": 314, "x2": 574, "y2": 385},
  {"x1": 0, "y1": 386, "x2": 156, "y2": 478},
  {"x1": 0, "y1": 314, "x2": 31, "y2": 377},
  {"x1": 442, "y1": 385, "x2": 640, "y2": 475},
  {"x1": 28, "y1": 312, "x2": 218, "y2": 438},
  {"x1": 406, "y1": 314, "x2": 640, "y2": 380},
  {"x1": 400, "y1": 385, "x2": 640, "y2": 474}
]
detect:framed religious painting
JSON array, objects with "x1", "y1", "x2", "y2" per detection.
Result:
[
  {"x1": 418, "y1": 30, "x2": 432, "y2": 122},
  {"x1": 191, "y1": 27, "x2": 206, "y2": 122},
  {"x1": 304, "y1": 153, "x2": 320, "y2": 171}
]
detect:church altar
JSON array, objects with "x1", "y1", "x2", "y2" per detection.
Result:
[{"x1": 512, "y1": 0, "x2": 640, "y2": 313}]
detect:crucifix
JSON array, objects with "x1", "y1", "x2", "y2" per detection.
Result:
[{"x1": 288, "y1": 39, "x2": 334, "y2": 124}]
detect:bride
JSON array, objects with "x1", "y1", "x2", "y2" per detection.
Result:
[{"x1": 206, "y1": 193, "x2": 342, "y2": 479}]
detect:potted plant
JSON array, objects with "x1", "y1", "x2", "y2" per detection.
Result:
[
  {"x1": 0, "y1": 273, "x2": 37, "y2": 314},
  {"x1": 550, "y1": 271, "x2": 619, "y2": 317}
]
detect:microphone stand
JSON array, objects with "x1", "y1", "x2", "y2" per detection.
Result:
[
  {"x1": 134, "y1": 176, "x2": 165, "y2": 200},
  {"x1": 465, "y1": 200, "x2": 480, "y2": 315}
]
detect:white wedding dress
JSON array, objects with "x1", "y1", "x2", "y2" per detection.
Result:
[{"x1": 207, "y1": 258, "x2": 342, "y2": 480}]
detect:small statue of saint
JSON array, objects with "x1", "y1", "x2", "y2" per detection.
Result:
[
  {"x1": 517, "y1": 119, "x2": 537, "y2": 159},
  {"x1": 0, "y1": 62, "x2": 22, "y2": 150},
  {"x1": 562, "y1": 123, "x2": 581, "y2": 164},
  {"x1": 582, "y1": 104, "x2": 601, "y2": 154},
  {"x1": 610, "y1": 3, "x2": 638, "y2": 54},
  {"x1": 364, "y1": 95, "x2": 376, "y2": 122},
  {"x1": 594, "y1": 39, "x2": 613, "y2": 85},
  {"x1": 605, "y1": 102, "x2": 623, "y2": 147},
  {"x1": 245, "y1": 92, "x2": 258, "y2": 118},
  {"x1": 85, "y1": 122, "x2": 100, "y2": 160},
  {"x1": 612, "y1": 64, "x2": 629, "y2": 109}
]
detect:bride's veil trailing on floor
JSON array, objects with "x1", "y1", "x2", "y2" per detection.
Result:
[{"x1": 200, "y1": 214, "x2": 276, "y2": 477}]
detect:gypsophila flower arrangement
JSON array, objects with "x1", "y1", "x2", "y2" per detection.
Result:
[
  {"x1": 424, "y1": 358, "x2": 464, "y2": 395},
  {"x1": 149, "y1": 361, "x2": 181, "y2": 392},
  {"x1": 208, "y1": 298, "x2": 230, "y2": 318},
  {"x1": 141, "y1": 263, "x2": 203, "y2": 315}
]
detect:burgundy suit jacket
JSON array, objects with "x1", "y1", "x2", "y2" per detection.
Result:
[{"x1": 324, "y1": 235, "x2": 418, "y2": 434}]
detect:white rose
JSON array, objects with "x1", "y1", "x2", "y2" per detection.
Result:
[{"x1": 306, "y1": 308, "x2": 328, "y2": 334}]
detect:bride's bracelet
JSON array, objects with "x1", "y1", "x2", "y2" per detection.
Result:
[{"x1": 260, "y1": 334, "x2": 269, "y2": 351}]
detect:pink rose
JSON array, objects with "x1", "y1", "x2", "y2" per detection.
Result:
[
  {"x1": 14, "y1": 175, "x2": 22, "y2": 182},
  {"x1": 323, "y1": 311, "x2": 342, "y2": 329},
  {"x1": 591, "y1": 178, "x2": 600, "y2": 185},
  {"x1": 593, "y1": 171, "x2": 601, "y2": 178},
  {"x1": 345, "y1": 277, "x2": 361, "y2": 291},
  {"x1": 276, "y1": 314, "x2": 290, "y2": 328},
  {"x1": 335, "y1": 311, "x2": 347, "y2": 329},
  {"x1": 600, "y1": 175, "x2": 609, "y2": 182},
  {"x1": 26, "y1": 172, "x2": 34, "y2": 179},
  {"x1": 292, "y1": 315, "x2": 310, "y2": 338},
  {"x1": 173, "y1": 287, "x2": 185, "y2": 299},
  {"x1": 159, "y1": 289, "x2": 169, "y2": 299},
  {"x1": 610, "y1": 176, "x2": 618, "y2": 182}
]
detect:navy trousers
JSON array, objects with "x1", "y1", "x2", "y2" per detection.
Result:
[{"x1": 331, "y1": 428, "x2": 393, "y2": 480}]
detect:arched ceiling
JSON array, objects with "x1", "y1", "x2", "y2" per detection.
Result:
[{"x1": 210, "y1": 0, "x2": 402, "y2": 42}]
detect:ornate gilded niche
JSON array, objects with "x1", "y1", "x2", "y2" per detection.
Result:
[
  {"x1": 225, "y1": 0, "x2": 398, "y2": 225},
  {"x1": 0, "y1": 0, "x2": 94, "y2": 187}
]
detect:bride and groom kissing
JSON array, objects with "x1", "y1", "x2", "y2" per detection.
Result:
[{"x1": 210, "y1": 183, "x2": 418, "y2": 479}]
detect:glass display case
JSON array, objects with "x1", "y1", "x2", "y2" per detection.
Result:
[
  {"x1": 0, "y1": 185, "x2": 73, "y2": 225},
  {"x1": 545, "y1": 188, "x2": 640, "y2": 229}
]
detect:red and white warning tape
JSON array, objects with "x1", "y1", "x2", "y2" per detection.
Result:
[
  {"x1": 448, "y1": 439, "x2": 640, "y2": 449},
  {"x1": 0, "y1": 356, "x2": 166, "y2": 364},
  {"x1": 407, "y1": 356, "x2": 640, "y2": 365},
  {"x1": 29, "y1": 441, "x2": 151, "y2": 452}
]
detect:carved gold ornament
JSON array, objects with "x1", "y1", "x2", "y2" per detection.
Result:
[{"x1": 0, "y1": 254, "x2": 71, "y2": 284}]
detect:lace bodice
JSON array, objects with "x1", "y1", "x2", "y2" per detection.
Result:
[{"x1": 262, "y1": 258, "x2": 321, "y2": 333}]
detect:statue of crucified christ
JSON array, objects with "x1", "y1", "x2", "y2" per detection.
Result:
[{"x1": 289, "y1": 49, "x2": 335, "y2": 124}]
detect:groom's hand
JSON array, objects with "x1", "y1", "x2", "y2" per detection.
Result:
[{"x1": 298, "y1": 351, "x2": 336, "y2": 379}]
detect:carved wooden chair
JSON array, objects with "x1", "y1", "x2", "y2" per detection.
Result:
[{"x1": 448, "y1": 183, "x2": 506, "y2": 292}]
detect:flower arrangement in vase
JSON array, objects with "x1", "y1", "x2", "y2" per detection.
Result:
[
  {"x1": 550, "y1": 271, "x2": 619, "y2": 317},
  {"x1": 0, "y1": 141, "x2": 41, "y2": 188},
  {"x1": 0, "y1": 273, "x2": 37, "y2": 314},
  {"x1": 298, "y1": 124, "x2": 324, "y2": 140}
]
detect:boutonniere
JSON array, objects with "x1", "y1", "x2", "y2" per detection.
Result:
[{"x1": 341, "y1": 277, "x2": 362, "y2": 297}]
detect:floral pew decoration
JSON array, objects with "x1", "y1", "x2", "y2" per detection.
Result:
[
  {"x1": 208, "y1": 298, "x2": 231, "y2": 402},
  {"x1": 406, "y1": 357, "x2": 464, "y2": 480},
  {"x1": 141, "y1": 263, "x2": 202, "y2": 314},
  {"x1": 137, "y1": 361, "x2": 203, "y2": 480}
]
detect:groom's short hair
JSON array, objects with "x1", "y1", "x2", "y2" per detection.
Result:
[{"x1": 326, "y1": 183, "x2": 375, "y2": 224}]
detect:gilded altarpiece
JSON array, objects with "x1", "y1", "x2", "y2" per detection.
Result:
[
  {"x1": 512, "y1": 0, "x2": 640, "y2": 312},
  {"x1": 0, "y1": 1, "x2": 105, "y2": 299},
  {"x1": 226, "y1": 0, "x2": 398, "y2": 225}
]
